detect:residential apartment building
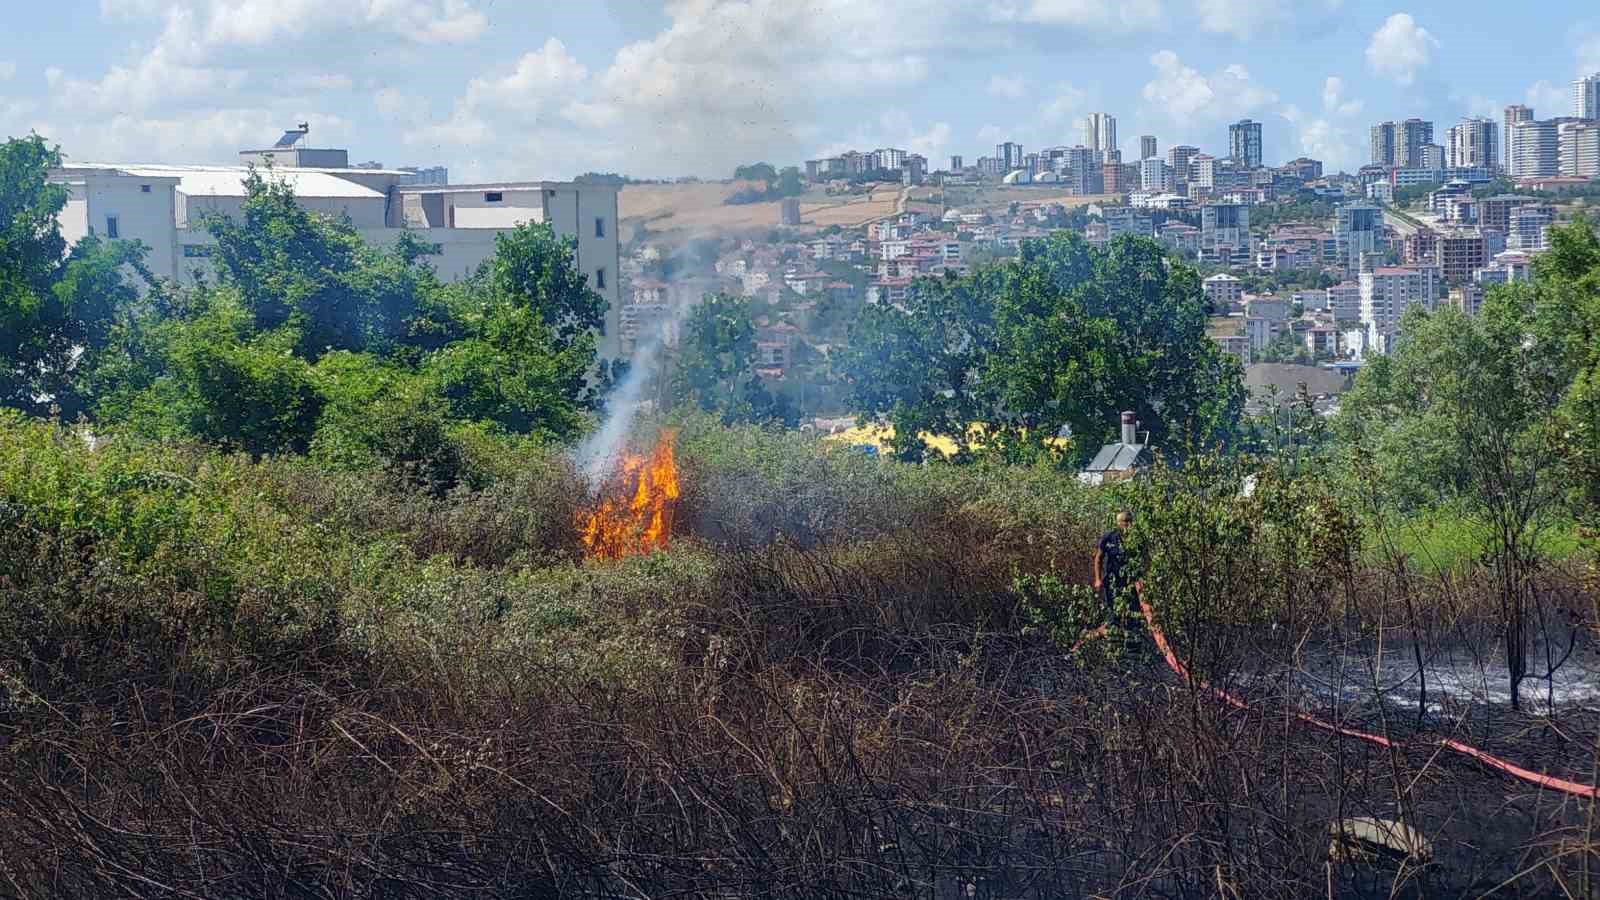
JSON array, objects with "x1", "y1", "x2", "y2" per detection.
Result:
[
  {"x1": 1140, "y1": 135, "x2": 1158, "y2": 160},
  {"x1": 52, "y1": 130, "x2": 623, "y2": 356},
  {"x1": 1229, "y1": 119, "x2": 1263, "y2": 168},
  {"x1": 1167, "y1": 145, "x2": 1199, "y2": 190},
  {"x1": 1576, "y1": 73, "x2": 1600, "y2": 120},
  {"x1": 1477, "y1": 195, "x2": 1537, "y2": 233},
  {"x1": 949, "y1": 155, "x2": 964, "y2": 172},
  {"x1": 1102, "y1": 207, "x2": 1154, "y2": 239},
  {"x1": 1139, "y1": 158, "x2": 1173, "y2": 193},
  {"x1": 1509, "y1": 119, "x2": 1559, "y2": 178},
  {"x1": 1370, "y1": 119, "x2": 1434, "y2": 168},
  {"x1": 1200, "y1": 203, "x2": 1252, "y2": 264},
  {"x1": 1560, "y1": 122, "x2": 1600, "y2": 178},
  {"x1": 1335, "y1": 202, "x2": 1384, "y2": 275},
  {"x1": 1447, "y1": 118, "x2": 1499, "y2": 170},
  {"x1": 1328, "y1": 282, "x2": 1362, "y2": 324},
  {"x1": 1202, "y1": 273, "x2": 1243, "y2": 309},
  {"x1": 1504, "y1": 105, "x2": 1534, "y2": 170},
  {"x1": 1083, "y1": 114, "x2": 1118, "y2": 162},
  {"x1": 1509, "y1": 205, "x2": 1555, "y2": 251},
  {"x1": 1434, "y1": 229, "x2": 1489, "y2": 285},
  {"x1": 1359, "y1": 264, "x2": 1441, "y2": 353},
  {"x1": 997, "y1": 142, "x2": 1025, "y2": 171}
]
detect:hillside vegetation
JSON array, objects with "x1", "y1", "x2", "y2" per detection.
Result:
[{"x1": 3, "y1": 134, "x2": 1600, "y2": 897}]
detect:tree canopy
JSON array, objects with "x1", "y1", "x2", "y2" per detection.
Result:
[{"x1": 839, "y1": 232, "x2": 1244, "y2": 464}]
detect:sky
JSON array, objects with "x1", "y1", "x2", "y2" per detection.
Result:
[{"x1": 2, "y1": 0, "x2": 1598, "y2": 182}]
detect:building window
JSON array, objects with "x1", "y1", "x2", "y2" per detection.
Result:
[
  {"x1": 595, "y1": 267, "x2": 606, "y2": 290},
  {"x1": 595, "y1": 217, "x2": 605, "y2": 239},
  {"x1": 140, "y1": 185, "x2": 152, "y2": 193},
  {"x1": 182, "y1": 244, "x2": 213, "y2": 258},
  {"x1": 105, "y1": 216, "x2": 119, "y2": 239},
  {"x1": 484, "y1": 191, "x2": 503, "y2": 203}
]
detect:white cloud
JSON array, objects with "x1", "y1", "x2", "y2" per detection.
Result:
[
  {"x1": 813, "y1": 109, "x2": 952, "y2": 166},
  {"x1": 988, "y1": 74, "x2": 1027, "y2": 99},
  {"x1": 1277, "y1": 73, "x2": 1362, "y2": 172},
  {"x1": 1281, "y1": 103, "x2": 1356, "y2": 171},
  {"x1": 1141, "y1": 50, "x2": 1276, "y2": 127},
  {"x1": 1579, "y1": 32, "x2": 1600, "y2": 77},
  {"x1": 39, "y1": 107, "x2": 350, "y2": 164},
  {"x1": 0, "y1": 62, "x2": 15, "y2": 81},
  {"x1": 1194, "y1": 0, "x2": 1344, "y2": 40},
  {"x1": 1038, "y1": 83, "x2": 1088, "y2": 124},
  {"x1": 99, "y1": 0, "x2": 485, "y2": 58},
  {"x1": 1365, "y1": 13, "x2": 1437, "y2": 86},
  {"x1": 1526, "y1": 80, "x2": 1568, "y2": 116},
  {"x1": 994, "y1": 0, "x2": 1164, "y2": 30},
  {"x1": 1321, "y1": 76, "x2": 1362, "y2": 116},
  {"x1": 462, "y1": 38, "x2": 587, "y2": 114}
]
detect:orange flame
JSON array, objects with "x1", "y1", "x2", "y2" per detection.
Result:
[{"x1": 580, "y1": 429, "x2": 680, "y2": 559}]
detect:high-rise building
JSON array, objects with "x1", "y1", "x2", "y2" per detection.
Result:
[
  {"x1": 997, "y1": 142, "x2": 1024, "y2": 171},
  {"x1": 1140, "y1": 135, "x2": 1158, "y2": 160},
  {"x1": 1167, "y1": 145, "x2": 1199, "y2": 189},
  {"x1": 1084, "y1": 113, "x2": 1118, "y2": 162},
  {"x1": 398, "y1": 165, "x2": 449, "y2": 185},
  {"x1": 1509, "y1": 119, "x2": 1560, "y2": 178},
  {"x1": 1561, "y1": 121, "x2": 1600, "y2": 178},
  {"x1": 1370, "y1": 119, "x2": 1434, "y2": 167},
  {"x1": 1575, "y1": 73, "x2": 1600, "y2": 120},
  {"x1": 1504, "y1": 105, "x2": 1533, "y2": 171},
  {"x1": 1229, "y1": 119, "x2": 1263, "y2": 168},
  {"x1": 1359, "y1": 263, "x2": 1441, "y2": 352},
  {"x1": 949, "y1": 155, "x2": 964, "y2": 172},
  {"x1": 1434, "y1": 230, "x2": 1488, "y2": 285},
  {"x1": 1201, "y1": 203, "x2": 1251, "y2": 263},
  {"x1": 1138, "y1": 157, "x2": 1172, "y2": 192},
  {"x1": 1447, "y1": 118, "x2": 1498, "y2": 170},
  {"x1": 1059, "y1": 146, "x2": 1102, "y2": 195},
  {"x1": 1336, "y1": 202, "x2": 1384, "y2": 275}
]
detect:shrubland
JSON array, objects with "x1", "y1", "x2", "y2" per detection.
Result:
[{"x1": 2, "y1": 133, "x2": 1600, "y2": 896}]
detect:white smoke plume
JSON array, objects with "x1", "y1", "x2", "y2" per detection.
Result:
[{"x1": 573, "y1": 329, "x2": 670, "y2": 487}]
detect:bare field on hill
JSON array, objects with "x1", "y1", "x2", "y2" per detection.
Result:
[{"x1": 620, "y1": 182, "x2": 907, "y2": 244}]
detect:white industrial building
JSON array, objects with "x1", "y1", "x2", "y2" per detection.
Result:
[{"x1": 49, "y1": 126, "x2": 623, "y2": 358}]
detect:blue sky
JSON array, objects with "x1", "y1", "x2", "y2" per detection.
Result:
[{"x1": 2, "y1": 1, "x2": 1597, "y2": 181}]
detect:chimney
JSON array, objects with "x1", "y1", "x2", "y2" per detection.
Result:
[{"x1": 1120, "y1": 411, "x2": 1137, "y2": 445}]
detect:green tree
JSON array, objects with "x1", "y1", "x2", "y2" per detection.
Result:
[
  {"x1": 485, "y1": 222, "x2": 607, "y2": 355},
  {"x1": 671, "y1": 293, "x2": 793, "y2": 426},
  {"x1": 1338, "y1": 294, "x2": 1568, "y2": 708},
  {"x1": 838, "y1": 270, "x2": 996, "y2": 461},
  {"x1": 0, "y1": 135, "x2": 69, "y2": 413},
  {"x1": 201, "y1": 171, "x2": 443, "y2": 360},
  {"x1": 841, "y1": 233, "x2": 1244, "y2": 464},
  {"x1": 775, "y1": 166, "x2": 805, "y2": 197},
  {"x1": 734, "y1": 162, "x2": 778, "y2": 184}
]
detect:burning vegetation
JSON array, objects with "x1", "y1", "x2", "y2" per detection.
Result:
[{"x1": 579, "y1": 428, "x2": 681, "y2": 559}]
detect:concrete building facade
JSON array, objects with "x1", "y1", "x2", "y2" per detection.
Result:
[
  {"x1": 1447, "y1": 118, "x2": 1499, "y2": 170},
  {"x1": 1229, "y1": 119, "x2": 1263, "y2": 168},
  {"x1": 51, "y1": 136, "x2": 624, "y2": 358}
]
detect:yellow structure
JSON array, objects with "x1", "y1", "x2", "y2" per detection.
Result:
[{"x1": 822, "y1": 422, "x2": 1071, "y2": 456}]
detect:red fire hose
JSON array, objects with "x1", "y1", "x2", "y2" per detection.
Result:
[{"x1": 1126, "y1": 597, "x2": 1600, "y2": 800}]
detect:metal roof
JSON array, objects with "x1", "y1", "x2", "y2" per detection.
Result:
[
  {"x1": 64, "y1": 164, "x2": 385, "y2": 199},
  {"x1": 1082, "y1": 442, "x2": 1150, "y2": 473}
]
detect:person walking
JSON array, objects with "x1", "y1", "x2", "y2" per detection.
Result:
[{"x1": 1092, "y1": 510, "x2": 1134, "y2": 620}]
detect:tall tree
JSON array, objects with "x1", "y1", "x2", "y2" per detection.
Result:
[
  {"x1": 0, "y1": 135, "x2": 68, "y2": 413},
  {"x1": 840, "y1": 233, "x2": 1243, "y2": 463},
  {"x1": 670, "y1": 293, "x2": 793, "y2": 426},
  {"x1": 487, "y1": 222, "x2": 607, "y2": 355},
  {"x1": 1338, "y1": 294, "x2": 1568, "y2": 709}
]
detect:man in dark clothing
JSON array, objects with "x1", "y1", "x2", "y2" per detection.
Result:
[{"x1": 1093, "y1": 510, "x2": 1134, "y2": 618}]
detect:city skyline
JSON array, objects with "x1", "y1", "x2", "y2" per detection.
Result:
[{"x1": 0, "y1": 1, "x2": 1599, "y2": 180}]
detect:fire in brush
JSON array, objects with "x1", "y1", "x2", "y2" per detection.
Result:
[{"x1": 579, "y1": 428, "x2": 680, "y2": 560}]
